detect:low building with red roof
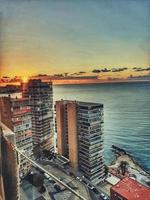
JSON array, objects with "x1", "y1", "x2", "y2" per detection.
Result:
[{"x1": 110, "y1": 177, "x2": 150, "y2": 200}]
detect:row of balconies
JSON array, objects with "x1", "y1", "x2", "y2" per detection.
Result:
[
  {"x1": 79, "y1": 147, "x2": 103, "y2": 158},
  {"x1": 78, "y1": 122, "x2": 101, "y2": 130},
  {"x1": 16, "y1": 135, "x2": 32, "y2": 142},
  {"x1": 32, "y1": 128, "x2": 52, "y2": 135},
  {"x1": 78, "y1": 113, "x2": 103, "y2": 121},
  {"x1": 79, "y1": 163, "x2": 104, "y2": 177},
  {"x1": 32, "y1": 123, "x2": 51, "y2": 129},
  {"x1": 17, "y1": 141, "x2": 33, "y2": 149},
  {"x1": 78, "y1": 117, "x2": 102, "y2": 124},
  {"x1": 79, "y1": 132, "x2": 103, "y2": 139},
  {"x1": 31, "y1": 117, "x2": 53, "y2": 124},
  {"x1": 14, "y1": 125, "x2": 31, "y2": 133},
  {"x1": 79, "y1": 154, "x2": 103, "y2": 166},
  {"x1": 79, "y1": 138, "x2": 103, "y2": 146}
]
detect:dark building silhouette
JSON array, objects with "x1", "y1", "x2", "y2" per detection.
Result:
[{"x1": 0, "y1": 123, "x2": 19, "y2": 200}]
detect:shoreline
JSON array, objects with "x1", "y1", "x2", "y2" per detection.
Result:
[
  {"x1": 110, "y1": 145, "x2": 150, "y2": 175},
  {"x1": 109, "y1": 145, "x2": 150, "y2": 187}
]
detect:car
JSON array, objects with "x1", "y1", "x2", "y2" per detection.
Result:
[
  {"x1": 100, "y1": 193, "x2": 109, "y2": 200},
  {"x1": 48, "y1": 177, "x2": 52, "y2": 181},
  {"x1": 44, "y1": 173, "x2": 50, "y2": 179},
  {"x1": 76, "y1": 176, "x2": 82, "y2": 181},
  {"x1": 100, "y1": 193, "x2": 105, "y2": 198},
  {"x1": 49, "y1": 179, "x2": 56, "y2": 184},
  {"x1": 38, "y1": 185, "x2": 46, "y2": 193},
  {"x1": 54, "y1": 184, "x2": 61, "y2": 191},
  {"x1": 82, "y1": 179, "x2": 87, "y2": 184},
  {"x1": 69, "y1": 172, "x2": 75, "y2": 177},
  {"x1": 87, "y1": 183, "x2": 94, "y2": 190},
  {"x1": 103, "y1": 197, "x2": 109, "y2": 200},
  {"x1": 93, "y1": 187, "x2": 99, "y2": 194}
]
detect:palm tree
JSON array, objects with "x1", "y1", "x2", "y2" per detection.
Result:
[
  {"x1": 104, "y1": 165, "x2": 109, "y2": 176},
  {"x1": 120, "y1": 161, "x2": 128, "y2": 175}
]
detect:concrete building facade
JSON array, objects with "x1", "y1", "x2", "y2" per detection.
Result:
[
  {"x1": 56, "y1": 100, "x2": 105, "y2": 185},
  {"x1": 0, "y1": 96, "x2": 33, "y2": 177},
  {"x1": 27, "y1": 79, "x2": 54, "y2": 153}
]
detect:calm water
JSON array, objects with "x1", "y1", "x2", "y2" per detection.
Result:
[
  {"x1": 1, "y1": 82, "x2": 150, "y2": 171},
  {"x1": 53, "y1": 82, "x2": 150, "y2": 172}
]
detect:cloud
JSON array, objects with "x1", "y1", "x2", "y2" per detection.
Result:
[
  {"x1": 53, "y1": 74, "x2": 64, "y2": 77},
  {"x1": 69, "y1": 71, "x2": 86, "y2": 76},
  {"x1": 133, "y1": 67, "x2": 150, "y2": 72},
  {"x1": 92, "y1": 67, "x2": 128, "y2": 73},
  {"x1": 111, "y1": 67, "x2": 128, "y2": 72},
  {"x1": 78, "y1": 71, "x2": 86, "y2": 74},
  {"x1": 70, "y1": 73, "x2": 78, "y2": 76},
  {"x1": 92, "y1": 68, "x2": 111, "y2": 73},
  {"x1": 128, "y1": 74, "x2": 150, "y2": 80}
]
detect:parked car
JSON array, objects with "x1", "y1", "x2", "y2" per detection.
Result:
[
  {"x1": 82, "y1": 179, "x2": 87, "y2": 184},
  {"x1": 87, "y1": 183, "x2": 94, "y2": 190},
  {"x1": 38, "y1": 185, "x2": 46, "y2": 193},
  {"x1": 103, "y1": 197, "x2": 107, "y2": 200},
  {"x1": 93, "y1": 187, "x2": 99, "y2": 194},
  {"x1": 100, "y1": 193, "x2": 109, "y2": 200},
  {"x1": 100, "y1": 193, "x2": 105, "y2": 198},
  {"x1": 44, "y1": 173, "x2": 50, "y2": 179},
  {"x1": 49, "y1": 179, "x2": 56, "y2": 184}
]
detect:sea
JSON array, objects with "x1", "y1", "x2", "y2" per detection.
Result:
[
  {"x1": 1, "y1": 82, "x2": 150, "y2": 172},
  {"x1": 53, "y1": 82, "x2": 150, "y2": 172}
]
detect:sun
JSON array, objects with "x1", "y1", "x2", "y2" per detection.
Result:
[{"x1": 22, "y1": 76, "x2": 28, "y2": 83}]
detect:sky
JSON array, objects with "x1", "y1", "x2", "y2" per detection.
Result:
[{"x1": 0, "y1": 0, "x2": 150, "y2": 79}]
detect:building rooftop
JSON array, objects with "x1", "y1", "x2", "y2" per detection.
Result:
[
  {"x1": 0, "y1": 122, "x2": 16, "y2": 144},
  {"x1": 106, "y1": 173, "x2": 120, "y2": 185},
  {"x1": 56, "y1": 99, "x2": 103, "y2": 107},
  {"x1": 77, "y1": 101, "x2": 103, "y2": 107},
  {"x1": 28, "y1": 79, "x2": 52, "y2": 87},
  {"x1": 111, "y1": 177, "x2": 150, "y2": 200},
  {"x1": 0, "y1": 122, "x2": 15, "y2": 138}
]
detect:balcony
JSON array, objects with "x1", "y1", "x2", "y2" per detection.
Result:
[{"x1": 13, "y1": 108, "x2": 31, "y2": 116}]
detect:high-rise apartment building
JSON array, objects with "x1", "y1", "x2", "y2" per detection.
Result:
[
  {"x1": 0, "y1": 123, "x2": 19, "y2": 200},
  {"x1": 56, "y1": 101, "x2": 78, "y2": 169},
  {"x1": 0, "y1": 96, "x2": 33, "y2": 177},
  {"x1": 56, "y1": 100, "x2": 105, "y2": 185},
  {"x1": 27, "y1": 79, "x2": 54, "y2": 153}
]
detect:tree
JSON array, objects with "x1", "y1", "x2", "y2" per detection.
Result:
[
  {"x1": 104, "y1": 165, "x2": 109, "y2": 176},
  {"x1": 120, "y1": 161, "x2": 128, "y2": 175}
]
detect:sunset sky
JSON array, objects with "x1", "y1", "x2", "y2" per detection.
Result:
[{"x1": 0, "y1": 0, "x2": 150, "y2": 79}]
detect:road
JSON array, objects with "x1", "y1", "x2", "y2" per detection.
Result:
[{"x1": 41, "y1": 163, "x2": 91, "y2": 200}]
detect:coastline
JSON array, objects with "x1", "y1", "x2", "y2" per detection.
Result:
[
  {"x1": 109, "y1": 146, "x2": 150, "y2": 187},
  {"x1": 110, "y1": 145, "x2": 150, "y2": 174}
]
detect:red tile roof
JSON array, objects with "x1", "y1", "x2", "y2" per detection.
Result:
[{"x1": 111, "y1": 177, "x2": 150, "y2": 200}]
